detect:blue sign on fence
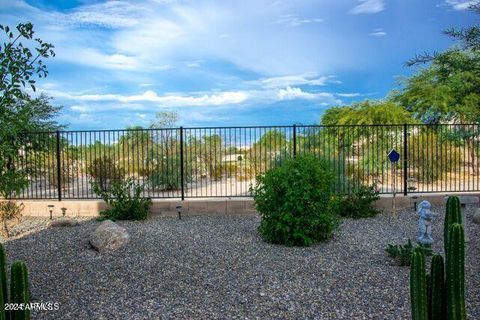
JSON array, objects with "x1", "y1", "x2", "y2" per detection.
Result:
[{"x1": 388, "y1": 149, "x2": 400, "y2": 163}]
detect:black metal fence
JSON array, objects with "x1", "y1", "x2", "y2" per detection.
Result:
[{"x1": 9, "y1": 124, "x2": 480, "y2": 200}]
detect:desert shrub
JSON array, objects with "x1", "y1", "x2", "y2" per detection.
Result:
[
  {"x1": 331, "y1": 185, "x2": 380, "y2": 218},
  {"x1": 147, "y1": 158, "x2": 192, "y2": 191},
  {"x1": 92, "y1": 178, "x2": 151, "y2": 221},
  {"x1": 210, "y1": 165, "x2": 223, "y2": 180},
  {"x1": 87, "y1": 156, "x2": 125, "y2": 191},
  {"x1": 147, "y1": 160, "x2": 181, "y2": 190},
  {"x1": 221, "y1": 163, "x2": 238, "y2": 178},
  {"x1": 250, "y1": 155, "x2": 339, "y2": 246},
  {"x1": 46, "y1": 152, "x2": 77, "y2": 188},
  {"x1": 0, "y1": 201, "x2": 24, "y2": 238},
  {"x1": 385, "y1": 239, "x2": 432, "y2": 266}
]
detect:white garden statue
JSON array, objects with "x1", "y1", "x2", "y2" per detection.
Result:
[{"x1": 417, "y1": 200, "x2": 438, "y2": 245}]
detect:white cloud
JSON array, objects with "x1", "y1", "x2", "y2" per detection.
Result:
[
  {"x1": 370, "y1": 28, "x2": 386, "y2": 37},
  {"x1": 256, "y1": 73, "x2": 330, "y2": 88},
  {"x1": 349, "y1": 0, "x2": 385, "y2": 14},
  {"x1": 49, "y1": 85, "x2": 342, "y2": 112},
  {"x1": 336, "y1": 93, "x2": 362, "y2": 97},
  {"x1": 62, "y1": 1, "x2": 149, "y2": 28},
  {"x1": 70, "y1": 105, "x2": 89, "y2": 112},
  {"x1": 445, "y1": 0, "x2": 479, "y2": 10},
  {"x1": 277, "y1": 87, "x2": 341, "y2": 104},
  {"x1": 185, "y1": 60, "x2": 203, "y2": 68},
  {"x1": 271, "y1": 14, "x2": 323, "y2": 27},
  {"x1": 49, "y1": 89, "x2": 249, "y2": 107}
]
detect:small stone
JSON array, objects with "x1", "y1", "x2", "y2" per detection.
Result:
[
  {"x1": 49, "y1": 218, "x2": 79, "y2": 228},
  {"x1": 89, "y1": 220, "x2": 130, "y2": 252},
  {"x1": 473, "y1": 209, "x2": 480, "y2": 224}
]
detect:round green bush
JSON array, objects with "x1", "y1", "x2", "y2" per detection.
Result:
[{"x1": 251, "y1": 155, "x2": 339, "y2": 246}]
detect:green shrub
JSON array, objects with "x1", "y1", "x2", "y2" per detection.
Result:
[
  {"x1": 331, "y1": 185, "x2": 380, "y2": 218},
  {"x1": 147, "y1": 159, "x2": 181, "y2": 191},
  {"x1": 92, "y1": 178, "x2": 151, "y2": 221},
  {"x1": 250, "y1": 155, "x2": 339, "y2": 246},
  {"x1": 87, "y1": 157, "x2": 125, "y2": 191}
]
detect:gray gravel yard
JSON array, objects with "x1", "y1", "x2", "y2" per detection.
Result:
[{"x1": 3, "y1": 206, "x2": 480, "y2": 319}]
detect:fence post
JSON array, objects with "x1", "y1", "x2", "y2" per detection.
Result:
[
  {"x1": 293, "y1": 124, "x2": 297, "y2": 157},
  {"x1": 403, "y1": 124, "x2": 408, "y2": 196},
  {"x1": 56, "y1": 130, "x2": 62, "y2": 201},
  {"x1": 179, "y1": 127, "x2": 185, "y2": 201}
]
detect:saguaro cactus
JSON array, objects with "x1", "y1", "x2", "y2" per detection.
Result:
[
  {"x1": 446, "y1": 223, "x2": 466, "y2": 320},
  {"x1": 410, "y1": 247, "x2": 428, "y2": 320},
  {"x1": 10, "y1": 261, "x2": 30, "y2": 320},
  {"x1": 444, "y1": 196, "x2": 462, "y2": 255},
  {"x1": 429, "y1": 254, "x2": 446, "y2": 320}
]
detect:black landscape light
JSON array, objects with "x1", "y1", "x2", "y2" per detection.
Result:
[
  {"x1": 61, "y1": 207, "x2": 67, "y2": 217},
  {"x1": 176, "y1": 205, "x2": 182, "y2": 220},
  {"x1": 47, "y1": 205, "x2": 54, "y2": 220}
]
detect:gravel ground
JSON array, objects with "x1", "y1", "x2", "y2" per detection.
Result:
[{"x1": 3, "y1": 206, "x2": 480, "y2": 319}]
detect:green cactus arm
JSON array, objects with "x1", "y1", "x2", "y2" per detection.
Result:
[
  {"x1": 410, "y1": 248, "x2": 428, "y2": 320},
  {"x1": 429, "y1": 254, "x2": 446, "y2": 320},
  {"x1": 10, "y1": 261, "x2": 30, "y2": 320},
  {"x1": 446, "y1": 224, "x2": 466, "y2": 320}
]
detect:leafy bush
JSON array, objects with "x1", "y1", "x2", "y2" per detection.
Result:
[
  {"x1": 385, "y1": 239, "x2": 432, "y2": 266},
  {"x1": 92, "y1": 178, "x2": 151, "y2": 221},
  {"x1": 250, "y1": 155, "x2": 339, "y2": 246},
  {"x1": 87, "y1": 157, "x2": 125, "y2": 191},
  {"x1": 331, "y1": 185, "x2": 380, "y2": 218}
]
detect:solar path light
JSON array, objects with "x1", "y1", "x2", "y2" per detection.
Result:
[
  {"x1": 176, "y1": 205, "x2": 182, "y2": 220},
  {"x1": 47, "y1": 205, "x2": 55, "y2": 220}
]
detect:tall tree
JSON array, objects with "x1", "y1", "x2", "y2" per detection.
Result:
[
  {"x1": 397, "y1": 4, "x2": 480, "y2": 173},
  {"x1": 0, "y1": 22, "x2": 60, "y2": 198}
]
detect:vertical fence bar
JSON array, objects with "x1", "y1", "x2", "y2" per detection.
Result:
[
  {"x1": 56, "y1": 130, "x2": 62, "y2": 201},
  {"x1": 403, "y1": 124, "x2": 408, "y2": 196},
  {"x1": 293, "y1": 124, "x2": 297, "y2": 157},
  {"x1": 180, "y1": 126, "x2": 185, "y2": 200}
]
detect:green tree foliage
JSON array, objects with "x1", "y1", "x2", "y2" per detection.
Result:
[
  {"x1": 0, "y1": 23, "x2": 60, "y2": 198},
  {"x1": 320, "y1": 100, "x2": 416, "y2": 188},
  {"x1": 398, "y1": 50, "x2": 480, "y2": 124},
  {"x1": 321, "y1": 100, "x2": 415, "y2": 126},
  {"x1": 397, "y1": 4, "x2": 480, "y2": 176}
]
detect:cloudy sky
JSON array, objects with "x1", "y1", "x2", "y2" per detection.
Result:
[{"x1": 1, "y1": 0, "x2": 478, "y2": 129}]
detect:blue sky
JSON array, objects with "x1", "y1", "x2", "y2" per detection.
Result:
[{"x1": 0, "y1": 0, "x2": 478, "y2": 129}]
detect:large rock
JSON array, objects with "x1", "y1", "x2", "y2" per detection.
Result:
[
  {"x1": 49, "y1": 218, "x2": 79, "y2": 228},
  {"x1": 89, "y1": 220, "x2": 130, "y2": 252},
  {"x1": 473, "y1": 208, "x2": 480, "y2": 224}
]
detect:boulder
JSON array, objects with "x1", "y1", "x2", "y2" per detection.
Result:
[
  {"x1": 473, "y1": 209, "x2": 480, "y2": 224},
  {"x1": 49, "y1": 218, "x2": 79, "y2": 228},
  {"x1": 89, "y1": 220, "x2": 129, "y2": 252}
]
